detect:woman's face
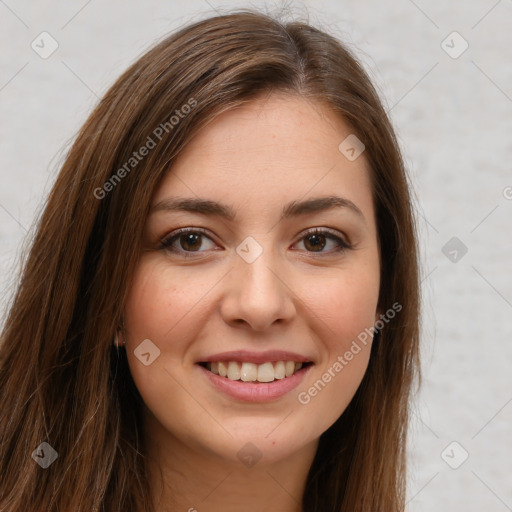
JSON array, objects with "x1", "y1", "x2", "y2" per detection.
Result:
[{"x1": 124, "y1": 92, "x2": 381, "y2": 466}]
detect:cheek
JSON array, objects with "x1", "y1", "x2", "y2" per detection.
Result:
[
  {"x1": 122, "y1": 260, "x2": 192, "y2": 390},
  {"x1": 306, "y1": 262, "x2": 380, "y2": 347},
  {"x1": 123, "y1": 258, "x2": 215, "y2": 343},
  {"x1": 328, "y1": 267, "x2": 379, "y2": 371},
  {"x1": 293, "y1": 264, "x2": 379, "y2": 421},
  {"x1": 122, "y1": 259, "x2": 214, "y2": 428}
]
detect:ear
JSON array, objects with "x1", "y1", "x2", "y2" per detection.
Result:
[{"x1": 114, "y1": 329, "x2": 125, "y2": 347}]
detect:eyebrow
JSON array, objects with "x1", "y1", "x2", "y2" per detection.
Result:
[{"x1": 150, "y1": 195, "x2": 365, "y2": 223}]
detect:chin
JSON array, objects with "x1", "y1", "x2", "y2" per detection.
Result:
[{"x1": 206, "y1": 424, "x2": 318, "y2": 468}]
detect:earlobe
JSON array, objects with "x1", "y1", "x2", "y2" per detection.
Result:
[{"x1": 114, "y1": 329, "x2": 125, "y2": 348}]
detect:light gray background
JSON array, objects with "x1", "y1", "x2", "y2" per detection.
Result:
[{"x1": 1, "y1": 1, "x2": 511, "y2": 510}]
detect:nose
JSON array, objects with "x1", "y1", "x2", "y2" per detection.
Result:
[{"x1": 220, "y1": 244, "x2": 296, "y2": 332}]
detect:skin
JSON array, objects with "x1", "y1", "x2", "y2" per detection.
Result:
[{"x1": 123, "y1": 91, "x2": 381, "y2": 512}]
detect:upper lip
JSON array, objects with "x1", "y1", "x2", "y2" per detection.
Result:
[{"x1": 197, "y1": 350, "x2": 314, "y2": 365}]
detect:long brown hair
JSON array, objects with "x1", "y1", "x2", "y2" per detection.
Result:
[{"x1": 0, "y1": 7, "x2": 420, "y2": 511}]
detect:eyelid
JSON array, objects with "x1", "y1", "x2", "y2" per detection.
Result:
[
  {"x1": 158, "y1": 227, "x2": 216, "y2": 253},
  {"x1": 159, "y1": 226, "x2": 352, "y2": 256},
  {"x1": 298, "y1": 226, "x2": 351, "y2": 246}
]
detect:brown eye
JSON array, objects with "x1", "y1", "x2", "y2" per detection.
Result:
[
  {"x1": 295, "y1": 228, "x2": 351, "y2": 254},
  {"x1": 176, "y1": 233, "x2": 202, "y2": 251},
  {"x1": 159, "y1": 227, "x2": 351, "y2": 258},
  {"x1": 303, "y1": 232, "x2": 327, "y2": 252},
  {"x1": 160, "y1": 228, "x2": 216, "y2": 256}
]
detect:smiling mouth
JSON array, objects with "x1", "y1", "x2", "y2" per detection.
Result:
[{"x1": 198, "y1": 361, "x2": 313, "y2": 383}]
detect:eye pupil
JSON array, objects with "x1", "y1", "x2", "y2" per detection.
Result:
[
  {"x1": 181, "y1": 233, "x2": 201, "y2": 251},
  {"x1": 305, "y1": 234, "x2": 326, "y2": 252}
]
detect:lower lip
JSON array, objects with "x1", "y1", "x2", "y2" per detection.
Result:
[{"x1": 197, "y1": 363, "x2": 313, "y2": 402}]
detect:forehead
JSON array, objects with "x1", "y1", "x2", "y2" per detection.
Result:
[{"x1": 152, "y1": 93, "x2": 375, "y2": 224}]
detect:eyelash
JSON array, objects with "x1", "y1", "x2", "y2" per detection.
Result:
[{"x1": 158, "y1": 227, "x2": 352, "y2": 258}]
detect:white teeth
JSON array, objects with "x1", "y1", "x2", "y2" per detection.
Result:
[
  {"x1": 227, "y1": 361, "x2": 241, "y2": 380},
  {"x1": 218, "y1": 362, "x2": 228, "y2": 377},
  {"x1": 240, "y1": 362, "x2": 257, "y2": 382},
  {"x1": 274, "y1": 361, "x2": 285, "y2": 379},
  {"x1": 257, "y1": 362, "x2": 275, "y2": 382},
  {"x1": 204, "y1": 360, "x2": 308, "y2": 382}
]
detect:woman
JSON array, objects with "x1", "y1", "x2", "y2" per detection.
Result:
[{"x1": 0, "y1": 8, "x2": 420, "y2": 512}]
